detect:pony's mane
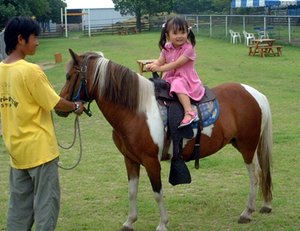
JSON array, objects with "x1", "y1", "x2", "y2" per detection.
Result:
[{"x1": 87, "y1": 53, "x2": 154, "y2": 113}]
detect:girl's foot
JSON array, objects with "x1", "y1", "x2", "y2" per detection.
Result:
[{"x1": 178, "y1": 110, "x2": 198, "y2": 128}]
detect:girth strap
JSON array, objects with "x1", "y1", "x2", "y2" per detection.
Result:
[{"x1": 192, "y1": 106, "x2": 203, "y2": 169}]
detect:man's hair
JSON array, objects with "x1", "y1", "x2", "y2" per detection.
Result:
[{"x1": 4, "y1": 16, "x2": 40, "y2": 55}]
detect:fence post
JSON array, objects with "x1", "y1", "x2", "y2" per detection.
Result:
[
  {"x1": 210, "y1": 16, "x2": 212, "y2": 37},
  {"x1": 288, "y1": 16, "x2": 291, "y2": 44},
  {"x1": 0, "y1": 30, "x2": 7, "y2": 61}
]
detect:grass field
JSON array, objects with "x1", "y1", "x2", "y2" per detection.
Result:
[{"x1": 0, "y1": 32, "x2": 300, "y2": 231}]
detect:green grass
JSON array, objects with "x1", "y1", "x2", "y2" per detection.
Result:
[{"x1": 1, "y1": 32, "x2": 300, "y2": 230}]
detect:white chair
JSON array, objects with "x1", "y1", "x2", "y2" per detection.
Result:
[
  {"x1": 243, "y1": 30, "x2": 255, "y2": 46},
  {"x1": 229, "y1": 29, "x2": 241, "y2": 44},
  {"x1": 258, "y1": 30, "x2": 269, "y2": 39}
]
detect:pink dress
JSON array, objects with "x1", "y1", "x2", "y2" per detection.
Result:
[{"x1": 161, "y1": 42, "x2": 205, "y2": 101}]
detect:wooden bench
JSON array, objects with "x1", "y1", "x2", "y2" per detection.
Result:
[
  {"x1": 247, "y1": 44, "x2": 268, "y2": 56},
  {"x1": 118, "y1": 27, "x2": 128, "y2": 35},
  {"x1": 274, "y1": 45, "x2": 283, "y2": 56},
  {"x1": 118, "y1": 26, "x2": 138, "y2": 35},
  {"x1": 247, "y1": 45, "x2": 257, "y2": 56},
  {"x1": 259, "y1": 45, "x2": 283, "y2": 57},
  {"x1": 258, "y1": 46, "x2": 275, "y2": 57},
  {"x1": 40, "y1": 31, "x2": 64, "y2": 38},
  {"x1": 248, "y1": 44, "x2": 282, "y2": 57}
]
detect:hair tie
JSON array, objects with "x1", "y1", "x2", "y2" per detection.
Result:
[
  {"x1": 188, "y1": 26, "x2": 192, "y2": 32},
  {"x1": 162, "y1": 23, "x2": 166, "y2": 28}
]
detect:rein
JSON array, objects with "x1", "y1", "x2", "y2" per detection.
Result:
[{"x1": 52, "y1": 114, "x2": 83, "y2": 170}]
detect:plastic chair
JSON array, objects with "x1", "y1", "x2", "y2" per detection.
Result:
[
  {"x1": 243, "y1": 31, "x2": 255, "y2": 46},
  {"x1": 258, "y1": 31, "x2": 269, "y2": 39},
  {"x1": 229, "y1": 29, "x2": 241, "y2": 44}
]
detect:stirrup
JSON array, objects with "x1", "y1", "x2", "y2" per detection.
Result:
[{"x1": 178, "y1": 110, "x2": 198, "y2": 128}]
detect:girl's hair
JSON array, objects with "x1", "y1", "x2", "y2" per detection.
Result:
[
  {"x1": 4, "y1": 16, "x2": 40, "y2": 55},
  {"x1": 158, "y1": 16, "x2": 196, "y2": 50}
]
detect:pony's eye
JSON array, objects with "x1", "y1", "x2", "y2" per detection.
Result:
[{"x1": 66, "y1": 74, "x2": 71, "y2": 81}]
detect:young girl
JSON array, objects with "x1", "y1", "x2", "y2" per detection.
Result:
[{"x1": 146, "y1": 16, "x2": 205, "y2": 128}]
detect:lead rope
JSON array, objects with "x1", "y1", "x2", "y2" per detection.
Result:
[{"x1": 52, "y1": 113, "x2": 83, "y2": 170}]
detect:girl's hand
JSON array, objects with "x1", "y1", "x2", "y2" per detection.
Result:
[
  {"x1": 145, "y1": 63, "x2": 153, "y2": 71},
  {"x1": 146, "y1": 63, "x2": 160, "y2": 72}
]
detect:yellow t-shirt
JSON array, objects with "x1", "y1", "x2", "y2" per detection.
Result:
[{"x1": 0, "y1": 59, "x2": 61, "y2": 169}]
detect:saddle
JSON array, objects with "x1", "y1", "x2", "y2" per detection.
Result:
[
  {"x1": 151, "y1": 72, "x2": 215, "y2": 106},
  {"x1": 150, "y1": 72, "x2": 216, "y2": 186}
]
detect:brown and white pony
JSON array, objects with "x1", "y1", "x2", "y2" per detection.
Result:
[{"x1": 56, "y1": 50, "x2": 273, "y2": 231}]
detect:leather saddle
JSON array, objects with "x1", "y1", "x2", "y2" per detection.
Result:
[{"x1": 150, "y1": 72, "x2": 215, "y2": 109}]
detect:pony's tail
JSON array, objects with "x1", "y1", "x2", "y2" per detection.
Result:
[{"x1": 257, "y1": 97, "x2": 273, "y2": 203}]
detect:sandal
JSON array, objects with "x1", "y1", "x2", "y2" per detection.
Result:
[{"x1": 178, "y1": 110, "x2": 198, "y2": 128}]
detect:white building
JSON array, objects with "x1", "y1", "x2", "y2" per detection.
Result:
[{"x1": 81, "y1": 8, "x2": 132, "y2": 29}]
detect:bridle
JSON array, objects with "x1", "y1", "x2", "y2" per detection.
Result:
[
  {"x1": 71, "y1": 54, "x2": 100, "y2": 117},
  {"x1": 56, "y1": 54, "x2": 101, "y2": 170}
]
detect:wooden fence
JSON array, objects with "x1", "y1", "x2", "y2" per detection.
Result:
[{"x1": 83, "y1": 20, "x2": 150, "y2": 36}]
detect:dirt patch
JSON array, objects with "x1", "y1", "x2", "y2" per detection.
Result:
[{"x1": 38, "y1": 62, "x2": 57, "y2": 70}]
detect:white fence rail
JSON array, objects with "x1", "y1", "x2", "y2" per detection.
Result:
[{"x1": 180, "y1": 15, "x2": 300, "y2": 45}]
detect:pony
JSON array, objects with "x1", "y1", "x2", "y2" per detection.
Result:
[{"x1": 56, "y1": 49, "x2": 273, "y2": 231}]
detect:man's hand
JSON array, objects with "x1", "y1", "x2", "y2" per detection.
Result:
[{"x1": 73, "y1": 101, "x2": 85, "y2": 115}]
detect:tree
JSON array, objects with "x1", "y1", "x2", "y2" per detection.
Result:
[
  {"x1": 0, "y1": 0, "x2": 66, "y2": 29},
  {"x1": 0, "y1": 0, "x2": 16, "y2": 27},
  {"x1": 173, "y1": 0, "x2": 198, "y2": 14},
  {"x1": 112, "y1": 0, "x2": 172, "y2": 32}
]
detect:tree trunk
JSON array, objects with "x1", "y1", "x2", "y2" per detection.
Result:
[{"x1": 136, "y1": 10, "x2": 142, "y2": 33}]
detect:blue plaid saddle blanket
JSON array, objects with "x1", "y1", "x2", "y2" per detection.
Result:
[{"x1": 158, "y1": 99, "x2": 220, "y2": 128}]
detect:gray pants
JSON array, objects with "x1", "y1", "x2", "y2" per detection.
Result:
[{"x1": 7, "y1": 158, "x2": 60, "y2": 231}]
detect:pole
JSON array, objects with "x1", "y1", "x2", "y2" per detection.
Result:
[
  {"x1": 64, "y1": 8, "x2": 68, "y2": 38},
  {"x1": 209, "y1": 16, "x2": 212, "y2": 37},
  {"x1": 288, "y1": 16, "x2": 291, "y2": 44},
  {"x1": 88, "y1": 9, "x2": 91, "y2": 37}
]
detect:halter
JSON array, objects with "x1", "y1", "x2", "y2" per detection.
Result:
[{"x1": 71, "y1": 54, "x2": 99, "y2": 117}]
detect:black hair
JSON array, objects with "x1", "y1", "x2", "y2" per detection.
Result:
[
  {"x1": 158, "y1": 16, "x2": 196, "y2": 50},
  {"x1": 4, "y1": 16, "x2": 40, "y2": 55}
]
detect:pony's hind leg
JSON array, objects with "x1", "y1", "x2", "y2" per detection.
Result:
[
  {"x1": 239, "y1": 154, "x2": 260, "y2": 223},
  {"x1": 121, "y1": 158, "x2": 140, "y2": 231}
]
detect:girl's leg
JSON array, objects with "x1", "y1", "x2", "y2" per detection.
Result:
[{"x1": 176, "y1": 93, "x2": 198, "y2": 127}]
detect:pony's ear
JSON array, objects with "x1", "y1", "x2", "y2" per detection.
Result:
[{"x1": 69, "y1": 48, "x2": 80, "y2": 65}]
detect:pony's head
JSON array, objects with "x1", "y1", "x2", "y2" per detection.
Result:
[{"x1": 55, "y1": 49, "x2": 101, "y2": 117}]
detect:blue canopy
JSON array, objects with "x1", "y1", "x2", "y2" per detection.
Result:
[
  {"x1": 231, "y1": 0, "x2": 264, "y2": 7},
  {"x1": 231, "y1": 0, "x2": 300, "y2": 7}
]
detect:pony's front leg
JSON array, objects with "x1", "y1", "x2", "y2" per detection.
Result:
[
  {"x1": 144, "y1": 160, "x2": 168, "y2": 231},
  {"x1": 121, "y1": 158, "x2": 140, "y2": 231},
  {"x1": 154, "y1": 191, "x2": 168, "y2": 231}
]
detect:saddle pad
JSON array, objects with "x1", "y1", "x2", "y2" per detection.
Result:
[
  {"x1": 192, "y1": 99, "x2": 220, "y2": 128},
  {"x1": 158, "y1": 99, "x2": 220, "y2": 128}
]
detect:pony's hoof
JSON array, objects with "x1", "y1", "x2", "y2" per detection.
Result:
[
  {"x1": 238, "y1": 216, "x2": 251, "y2": 224},
  {"x1": 120, "y1": 226, "x2": 134, "y2": 231},
  {"x1": 260, "y1": 206, "x2": 272, "y2": 213}
]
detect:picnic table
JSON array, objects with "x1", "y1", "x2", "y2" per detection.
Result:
[{"x1": 248, "y1": 39, "x2": 283, "y2": 57}]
